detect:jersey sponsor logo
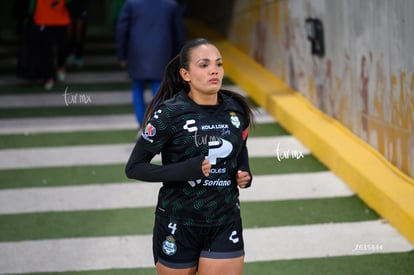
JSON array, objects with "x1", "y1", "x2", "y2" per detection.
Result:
[
  {"x1": 201, "y1": 124, "x2": 229, "y2": 130},
  {"x1": 183, "y1": 119, "x2": 198, "y2": 132},
  {"x1": 188, "y1": 179, "x2": 232, "y2": 187},
  {"x1": 203, "y1": 179, "x2": 232, "y2": 186},
  {"x1": 206, "y1": 138, "x2": 233, "y2": 165},
  {"x1": 142, "y1": 123, "x2": 156, "y2": 143},
  {"x1": 209, "y1": 168, "x2": 226, "y2": 174},
  {"x1": 162, "y1": 235, "x2": 177, "y2": 256}
]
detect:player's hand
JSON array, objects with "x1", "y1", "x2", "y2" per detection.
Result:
[
  {"x1": 236, "y1": 170, "x2": 251, "y2": 189},
  {"x1": 201, "y1": 159, "x2": 211, "y2": 177}
]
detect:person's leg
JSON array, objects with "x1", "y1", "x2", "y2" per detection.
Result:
[
  {"x1": 55, "y1": 26, "x2": 68, "y2": 68},
  {"x1": 54, "y1": 26, "x2": 69, "y2": 81},
  {"x1": 197, "y1": 219, "x2": 245, "y2": 275},
  {"x1": 66, "y1": 20, "x2": 74, "y2": 60},
  {"x1": 75, "y1": 17, "x2": 87, "y2": 65},
  {"x1": 198, "y1": 256, "x2": 244, "y2": 275},
  {"x1": 155, "y1": 262, "x2": 197, "y2": 275},
  {"x1": 39, "y1": 26, "x2": 55, "y2": 90},
  {"x1": 132, "y1": 80, "x2": 146, "y2": 126},
  {"x1": 150, "y1": 80, "x2": 161, "y2": 97},
  {"x1": 152, "y1": 215, "x2": 200, "y2": 275}
]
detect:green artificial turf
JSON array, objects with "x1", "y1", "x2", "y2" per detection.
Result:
[
  {"x1": 0, "y1": 123, "x2": 288, "y2": 149},
  {"x1": 0, "y1": 82, "x2": 132, "y2": 95},
  {"x1": 241, "y1": 196, "x2": 379, "y2": 228},
  {"x1": 20, "y1": 251, "x2": 414, "y2": 275},
  {"x1": 0, "y1": 104, "x2": 134, "y2": 119},
  {"x1": 0, "y1": 130, "x2": 138, "y2": 149},
  {"x1": 0, "y1": 196, "x2": 378, "y2": 242},
  {"x1": 24, "y1": 268, "x2": 158, "y2": 275},
  {"x1": 243, "y1": 251, "x2": 414, "y2": 275},
  {"x1": 0, "y1": 207, "x2": 155, "y2": 241},
  {"x1": 0, "y1": 77, "x2": 234, "y2": 95},
  {"x1": 250, "y1": 155, "x2": 328, "y2": 175},
  {"x1": 0, "y1": 155, "x2": 327, "y2": 189},
  {"x1": 0, "y1": 64, "x2": 123, "y2": 75},
  {"x1": 249, "y1": 122, "x2": 290, "y2": 137},
  {"x1": 0, "y1": 164, "x2": 130, "y2": 189}
]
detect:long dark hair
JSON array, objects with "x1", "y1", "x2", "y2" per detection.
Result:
[{"x1": 143, "y1": 38, "x2": 255, "y2": 127}]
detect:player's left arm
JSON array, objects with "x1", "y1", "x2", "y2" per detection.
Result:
[{"x1": 236, "y1": 128, "x2": 252, "y2": 189}]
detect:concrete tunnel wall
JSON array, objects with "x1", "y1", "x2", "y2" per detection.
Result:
[{"x1": 186, "y1": 0, "x2": 414, "y2": 180}]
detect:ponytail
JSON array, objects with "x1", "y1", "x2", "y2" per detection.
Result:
[{"x1": 142, "y1": 55, "x2": 189, "y2": 125}]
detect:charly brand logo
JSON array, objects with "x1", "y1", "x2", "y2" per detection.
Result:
[
  {"x1": 184, "y1": 119, "x2": 198, "y2": 132},
  {"x1": 229, "y1": 230, "x2": 240, "y2": 244},
  {"x1": 62, "y1": 86, "x2": 92, "y2": 106},
  {"x1": 275, "y1": 142, "x2": 304, "y2": 161}
]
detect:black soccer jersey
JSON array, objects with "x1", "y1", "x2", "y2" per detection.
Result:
[{"x1": 138, "y1": 90, "x2": 250, "y2": 226}]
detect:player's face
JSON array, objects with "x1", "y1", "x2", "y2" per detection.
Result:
[{"x1": 180, "y1": 44, "x2": 224, "y2": 97}]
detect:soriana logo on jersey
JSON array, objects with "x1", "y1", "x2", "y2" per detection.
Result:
[{"x1": 142, "y1": 123, "x2": 157, "y2": 143}]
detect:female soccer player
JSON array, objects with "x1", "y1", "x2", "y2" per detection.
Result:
[{"x1": 125, "y1": 38, "x2": 254, "y2": 275}]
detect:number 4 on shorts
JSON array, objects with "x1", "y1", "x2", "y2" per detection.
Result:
[{"x1": 168, "y1": 222, "x2": 177, "y2": 235}]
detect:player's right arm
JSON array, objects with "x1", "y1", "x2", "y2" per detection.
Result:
[{"x1": 125, "y1": 141, "x2": 206, "y2": 182}]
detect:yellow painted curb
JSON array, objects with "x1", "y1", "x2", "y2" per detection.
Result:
[{"x1": 186, "y1": 19, "x2": 414, "y2": 245}]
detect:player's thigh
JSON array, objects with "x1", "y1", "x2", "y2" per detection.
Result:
[
  {"x1": 155, "y1": 262, "x2": 197, "y2": 275},
  {"x1": 153, "y1": 215, "x2": 201, "y2": 269},
  {"x1": 197, "y1": 256, "x2": 244, "y2": 275}
]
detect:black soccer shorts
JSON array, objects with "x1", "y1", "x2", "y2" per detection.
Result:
[{"x1": 152, "y1": 214, "x2": 245, "y2": 269}]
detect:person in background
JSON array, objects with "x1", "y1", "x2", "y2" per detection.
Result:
[
  {"x1": 116, "y1": 0, "x2": 185, "y2": 129},
  {"x1": 111, "y1": 0, "x2": 126, "y2": 28},
  {"x1": 125, "y1": 38, "x2": 254, "y2": 275},
  {"x1": 29, "y1": 0, "x2": 71, "y2": 90},
  {"x1": 66, "y1": 0, "x2": 88, "y2": 68},
  {"x1": 14, "y1": 0, "x2": 31, "y2": 36}
]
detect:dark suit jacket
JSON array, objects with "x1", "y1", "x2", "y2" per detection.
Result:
[{"x1": 116, "y1": 0, "x2": 186, "y2": 80}]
